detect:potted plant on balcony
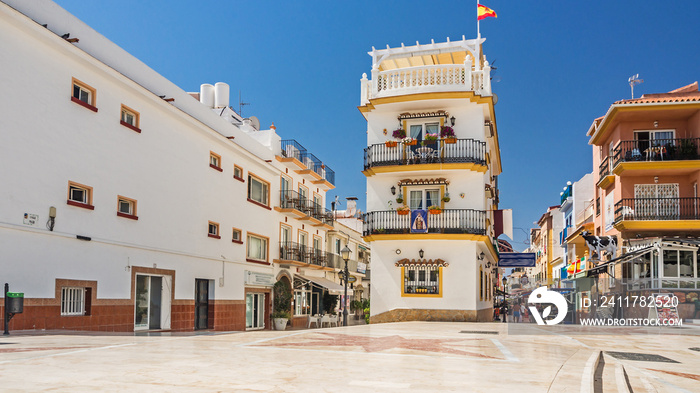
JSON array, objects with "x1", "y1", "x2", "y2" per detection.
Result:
[
  {"x1": 392, "y1": 128, "x2": 406, "y2": 139},
  {"x1": 272, "y1": 280, "x2": 293, "y2": 330},
  {"x1": 428, "y1": 205, "x2": 442, "y2": 215},
  {"x1": 423, "y1": 133, "x2": 438, "y2": 145},
  {"x1": 396, "y1": 193, "x2": 404, "y2": 204},
  {"x1": 440, "y1": 126, "x2": 456, "y2": 144},
  {"x1": 442, "y1": 193, "x2": 450, "y2": 203},
  {"x1": 396, "y1": 205, "x2": 410, "y2": 215},
  {"x1": 402, "y1": 136, "x2": 417, "y2": 146}
]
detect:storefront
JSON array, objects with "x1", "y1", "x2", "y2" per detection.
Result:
[
  {"x1": 245, "y1": 271, "x2": 274, "y2": 330},
  {"x1": 618, "y1": 239, "x2": 700, "y2": 320},
  {"x1": 292, "y1": 274, "x2": 352, "y2": 328}
]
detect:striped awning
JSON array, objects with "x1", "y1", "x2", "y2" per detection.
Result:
[{"x1": 395, "y1": 258, "x2": 448, "y2": 267}]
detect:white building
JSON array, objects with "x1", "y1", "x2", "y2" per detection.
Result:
[
  {"x1": 557, "y1": 173, "x2": 594, "y2": 287},
  {"x1": 0, "y1": 0, "x2": 351, "y2": 332},
  {"x1": 359, "y1": 38, "x2": 503, "y2": 322}
]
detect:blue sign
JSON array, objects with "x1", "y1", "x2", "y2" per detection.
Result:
[
  {"x1": 498, "y1": 253, "x2": 536, "y2": 267},
  {"x1": 410, "y1": 210, "x2": 428, "y2": 233}
]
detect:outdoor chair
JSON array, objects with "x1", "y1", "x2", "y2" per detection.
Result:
[
  {"x1": 307, "y1": 314, "x2": 320, "y2": 328},
  {"x1": 320, "y1": 314, "x2": 330, "y2": 327},
  {"x1": 327, "y1": 314, "x2": 339, "y2": 327}
]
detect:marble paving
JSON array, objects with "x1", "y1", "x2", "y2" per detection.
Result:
[{"x1": 0, "y1": 322, "x2": 698, "y2": 392}]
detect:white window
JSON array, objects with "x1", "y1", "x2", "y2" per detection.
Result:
[
  {"x1": 72, "y1": 83, "x2": 92, "y2": 104},
  {"x1": 408, "y1": 189, "x2": 440, "y2": 210},
  {"x1": 408, "y1": 121, "x2": 440, "y2": 142},
  {"x1": 61, "y1": 287, "x2": 85, "y2": 316},
  {"x1": 234, "y1": 165, "x2": 243, "y2": 180},
  {"x1": 248, "y1": 175, "x2": 269, "y2": 205},
  {"x1": 208, "y1": 221, "x2": 219, "y2": 237},
  {"x1": 247, "y1": 234, "x2": 268, "y2": 261},
  {"x1": 232, "y1": 228, "x2": 242, "y2": 242},
  {"x1": 210, "y1": 152, "x2": 221, "y2": 168},
  {"x1": 69, "y1": 185, "x2": 88, "y2": 204},
  {"x1": 118, "y1": 198, "x2": 134, "y2": 215}
]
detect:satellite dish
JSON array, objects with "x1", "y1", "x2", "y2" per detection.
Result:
[
  {"x1": 248, "y1": 116, "x2": 261, "y2": 131},
  {"x1": 492, "y1": 93, "x2": 498, "y2": 105}
]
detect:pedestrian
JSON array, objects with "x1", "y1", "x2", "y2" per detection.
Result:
[{"x1": 513, "y1": 302, "x2": 520, "y2": 323}]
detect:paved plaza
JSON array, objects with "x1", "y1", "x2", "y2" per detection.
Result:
[{"x1": 1, "y1": 322, "x2": 699, "y2": 392}]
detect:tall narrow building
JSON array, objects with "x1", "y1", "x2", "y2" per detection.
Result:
[{"x1": 359, "y1": 37, "x2": 503, "y2": 322}]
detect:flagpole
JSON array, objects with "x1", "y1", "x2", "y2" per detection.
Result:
[{"x1": 476, "y1": 1, "x2": 480, "y2": 39}]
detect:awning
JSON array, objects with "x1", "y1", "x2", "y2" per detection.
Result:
[
  {"x1": 296, "y1": 274, "x2": 353, "y2": 295},
  {"x1": 395, "y1": 258, "x2": 448, "y2": 267}
]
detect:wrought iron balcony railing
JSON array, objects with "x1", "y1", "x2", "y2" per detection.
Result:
[
  {"x1": 599, "y1": 156, "x2": 611, "y2": 179},
  {"x1": 279, "y1": 190, "x2": 334, "y2": 225},
  {"x1": 364, "y1": 139, "x2": 486, "y2": 170},
  {"x1": 280, "y1": 139, "x2": 335, "y2": 185},
  {"x1": 614, "y1": 197, "x2": 700, "y2": 222},
  {"x1": 612, "y1": 138, "x2": 700, "y2": 167},
  {"x1": 362, "y1": 209, "x2": 486, "y2": 236},
  {"x1": 279, "y1": 242, "x2": 327, "y2": 268}
]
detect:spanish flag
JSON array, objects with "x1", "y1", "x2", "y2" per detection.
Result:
[{"x1": 477, "y1": 4, "x2": 497, "y2": 20}]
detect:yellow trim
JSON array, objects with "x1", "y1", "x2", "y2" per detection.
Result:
[
  {"x1": 363, "y1": 162, "x2": 488, "y2": 177},
  {"x1": 597, "y1": 175, "x2": 615, "y2": 189},
  {"x1": 311, "y1": 178, "x2": 335, "y2": 190},
  {"x1": 274, "y1": 207, "x2": 307, "y2": 218},
  {"x1": 614, "y1": 220, "x2": 700, "y2": 231},
  {"x1": 400, "y1": 266, "x2": 443, "y2": 298},
  {"x1": 440, "y1": 185, "x2": 445, "y2": 209},
  {"x1": 612, "y1": 160, "x2": 700, "y2": 176}
]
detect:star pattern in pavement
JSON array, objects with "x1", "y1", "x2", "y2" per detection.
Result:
[{"x1": 258, "y1": 333, "x2": 500, "y2": 359}]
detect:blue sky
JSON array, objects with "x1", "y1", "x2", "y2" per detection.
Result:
[{"x1": 54, "y1": 0, "x2": 700, "y2": 250}]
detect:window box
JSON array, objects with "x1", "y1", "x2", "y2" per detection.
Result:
[{"x1": 385, "y1": 141, "x2": 397, "y2": 148}]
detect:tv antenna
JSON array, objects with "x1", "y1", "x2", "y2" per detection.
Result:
[
  {"x1": 238, "y1": 91, "x2": 250, "y2": 117},
  {"x1": 628, "y1": 74, "x2": 644, "y2": 99}
]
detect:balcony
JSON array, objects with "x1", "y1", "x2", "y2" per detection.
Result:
[
  {"x1": 611, "y1": 138, "x2": 700, "y2": 176},
  {"x1": 597, "y1": 156, "x2": 614, "y2": 188},
  {"x1": 277, "y1": 140, "x2": 335, "y2": 189},
  {"x1": 276, "y1": 243, "x2": 365, "y2": 274},
  {"x1": 362, "y1": 209, "x2": 486, "y2": 237},
  {"x1": 277, "y1": 242, "x2": 332, "y2": 270},
  {"x1": 614, "y1": 198, "x2": 700, "y2": 231},
  {"x1": 361, "y1": 64, "x2": 492, "y2": 103},
  {"x1": 276, "y1": 190, "x2": 334, "y2": 229},
  {"x1": 560, "y1": 184, "x2": 573, "y2": 206},
  {"x1": 363, "y1": 139, "x2": 486, "y2": 175}
]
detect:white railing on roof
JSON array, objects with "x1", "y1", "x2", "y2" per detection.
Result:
[{"x1": 360, "y1": 62, "x2": 492, "y2": 104}]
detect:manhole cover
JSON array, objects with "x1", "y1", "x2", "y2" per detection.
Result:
[
  {"x1": 606, "y1": 351, "x2": 679, "y2": 363},
  {"x1": 689, "y1": 347, "x2": 700, "y2": 352},
  {"x1": 459, "y1": 330, "x2": 499, "y2": 335}
]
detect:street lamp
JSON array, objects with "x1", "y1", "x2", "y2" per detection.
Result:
[{"x1": 340, "y1": 245, "x2": 352, "y2": 327}]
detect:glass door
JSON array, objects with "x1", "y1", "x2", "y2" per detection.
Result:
[
  {"x1": 246, "y1": 293, "x2": 266, "y2": 330},
  {"x1": 135, "y1": 275, "x2": 163, "y2": 330},
  {"x1": 195, "y1": 279, "x2": 209, "y2": 330},
  {"x1": 408, "y1": 189, "x2": 441, "y2": 210}
]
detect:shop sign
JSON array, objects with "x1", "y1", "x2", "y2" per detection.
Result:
[
  {"x1": 245, "y1": 271, "x2": 274, "y2": 286},
  {"x1": 357, "y1": 262, "x2": 367, "y2": 274},
  {"x1": 347, "y1": 275, "x2": 357, "y2": 283}
]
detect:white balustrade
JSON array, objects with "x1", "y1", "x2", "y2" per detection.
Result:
[{"x1": 363, "y1": 64, "x2": 492, "y2": 100}]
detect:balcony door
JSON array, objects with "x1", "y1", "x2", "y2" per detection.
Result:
[
  {"x1": 634, "y1": 184, "x2": 679, "y2": 219},
  {"x1": 409, "y1": 122, "x2": 439, "y2": 153},
  {"x1": 409, "y1": 189, "x2": 440, "y2": 210}
]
